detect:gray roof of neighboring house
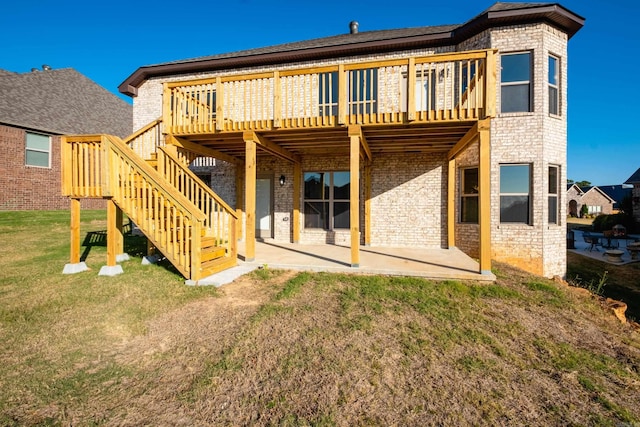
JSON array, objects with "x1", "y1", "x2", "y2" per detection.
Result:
[
  {"x1": 0, "y1": 68, "x2": 132, "y2": 137},
  {"x1": 119, "y1": 2, "x2": 584, "y2": 96},
  {"x1": 597, "y1": 185, "x2": 633, "y2": 209},
  {"x1": 625, "y1": 168, "x2": 640, "y2": 184}
]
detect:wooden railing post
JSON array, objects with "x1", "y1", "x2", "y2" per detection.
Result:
[
  {"x1": 485, "y1": 49, "x2": 497, "y2": 118},
  {"x1": 216, "y1": 77, "x2": 224, "y2": 131},
  {"x1": 273, "y1": 71, "x2": 281, "y2": 128},
  {"x1": 163, "y1": 83, "x2": 172, "y2": 132},
  {"x1": 338, "y1": 64, "x2": 346, "y2": 125},
  {"x1": 407, "y1": 57, "x2": 416, "y2": 121}
]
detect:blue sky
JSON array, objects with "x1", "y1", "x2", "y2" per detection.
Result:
[{"x1": 2, "y1": 0, "x2": 638, "y2": 186}]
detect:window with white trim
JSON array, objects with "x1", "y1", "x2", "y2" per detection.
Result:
[
  {"x1": 460, "y1": 167, "x2": 478, "y2": 223},
  {"x1": 25, "y1": 132, "x2": 51, "y2": 168},
  {"x1": 304, "y1": 171, "x2": 350, "y2": 230},
  {"x1": 548, "y1": 165, "x2": 559, "y2": 224},
  {"x1": 500, "y1": 164, "x2": 531, "y2": 224},
  {"x1": 501, "y1": 52, "x2": 532, "y2": 113},
  {"x1": 548, "y1": 55, "x2": 560, "y2": 115}
]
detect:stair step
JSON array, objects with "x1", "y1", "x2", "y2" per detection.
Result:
[
  {"x1": 200, "y1": 256, "x2": 237, "y2": 277},
  {"x1": 201, "y1": 245, "x2": 226, "y2": 262}
]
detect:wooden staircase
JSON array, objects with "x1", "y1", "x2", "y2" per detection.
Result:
[{"x1": 61, "y1": 123, "x2": 238, "y2": 281}]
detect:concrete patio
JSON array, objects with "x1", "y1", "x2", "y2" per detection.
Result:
[
  {"x1": 192, "y1": 240, "x2": 496, "y2": 286},
  {"x1": 569, "y1": 229, "x2": 640, "y2": 265}
]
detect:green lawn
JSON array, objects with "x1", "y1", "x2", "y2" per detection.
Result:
[{"x1": 1, "y1": 210, "x2": 639, "y2": 426}]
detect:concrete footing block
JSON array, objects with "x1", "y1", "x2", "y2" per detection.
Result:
[
  {"x1": 98, "y1": 265, "x2": 124, "y2": 276},
  {"x1": 62, "y1": 262, "x2": 90, "y2": 274},
  {"x1": 141, "y1": 255, "x2": 161, "y2": 265},
  {"x1": 116, "y1": 253, "x2": 130, "y2": 263}
]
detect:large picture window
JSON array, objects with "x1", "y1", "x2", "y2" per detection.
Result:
[
  {"x1": 304, "y1": 171, "x2": 350, "y2": 230},
  {"x1": 460, "y1": 167, "x2": 478, "y2": 223},
  {"x1": 501, "y1": 52, "x2": 532, "y2": 113},
  {"x1": 548, "y1": 55, "x2": 560, "y2": 115},
  {"x1": 548, "y1": 165, "x2": 559, "y2": 224},
  {"x1": 500, "y1": 164, "x2": 531, "y2": 224},
  {"x1": 25, "y1": 132, "x2": 51, "y2": 168}
]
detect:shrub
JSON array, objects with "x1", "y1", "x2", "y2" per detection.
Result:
[{"x1": 591, "y1": 212, "x2": 636, "y2": 232}]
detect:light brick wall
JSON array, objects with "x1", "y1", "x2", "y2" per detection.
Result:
[
  {"x1": 489, "y1": 23, "x2": 569, "y2": 277},
  {"x1": 0, "y1": 124, "x2": 105, "y2": 211}
]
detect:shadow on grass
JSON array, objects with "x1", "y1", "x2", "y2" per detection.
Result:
[{"x1": 80, "y1": 222, "x2": 149, "y2": 262}]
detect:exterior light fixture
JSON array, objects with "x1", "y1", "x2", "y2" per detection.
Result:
[{"x1": 279, "y1": 175, "x2": 286, "y2": 186}]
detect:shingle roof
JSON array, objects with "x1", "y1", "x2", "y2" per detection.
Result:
[
  {"x1": 119, "y1": 2, "x2": 584, "y2": 96},
  {"x1": 625, "y1": 168, "x2": 640, "y2": 184},
  {"x1": 597, "y1": 185, "x2": 633, "y2": 209},
  {"x1": 0, "y1": 68, "x2": 132, "y2": 137}
]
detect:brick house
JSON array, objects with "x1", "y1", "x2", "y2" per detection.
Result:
[
  {"x1": 566, "y1": 184, "x2": 615, "y2": 217},
  {"x1": 62, "y1": 2, "x2": 584, "y2": 280},
  {"x1": 625, "y1": 168, "x2": 640, "y2": 223},
  {"x1": 0, "y1": 67, "x2": 132, "y2": 210}
]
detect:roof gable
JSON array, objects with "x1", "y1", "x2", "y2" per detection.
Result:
[
  {"x1": 625, "y1": 167, "x2": 640, "y2": 184},
  {"x1": 0, "y1": 68, "x2": 132, "y2": 137},
  {"x1": 118, "y1": 2, "x2": 584, "y2": 96}
]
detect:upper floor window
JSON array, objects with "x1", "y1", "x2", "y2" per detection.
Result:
[
  {"x1": 548, "y1": 165, "x2": 559, "y2": 224},
  {"x1": 501, "y1": 52, "x2": 532, "y2": 113},
  {"x1": 25, "y1": 132, "x2": 51, "y2": 168},
  {"x1": 500, "y1": 164, "x2": 531, "y2": 224},
  {"x1": 548, "y1": 55, "x2": 560, "y2": 115},
  {"x1": 304, "y1": 171, "x2": 350, "y2": 230},
  {"x1": 460, "y1": 167, "x2": 479, "y2": 223}
]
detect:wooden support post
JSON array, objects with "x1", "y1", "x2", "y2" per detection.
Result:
[
  {"x1": 364, "y1": 161, "x2": 371, "y2": 246},
  {"x1": 70, "y1": 198, "x2": 81, "y2": 264},
  {"x1": 245, "y1": 139, "x2": 256, "y2": 261},
  {"x1": 236, "y1": 166, "x2": 244, "y2": 241},
  {"x1": 216, "y1": 77, "x2": 224, "y2": 131},
  {"x1": 115, "y1": 204, "x2": 124, "y2": 257},
  {"x1": 478, "y1": 118, "x2": 492, "y2": 275},
  {"x1": 350, "y1": 133, "x2": 360, "y2": 267},
  {"x1": 106, "y1": 199, "x2": 118, "y2": 267},
  {"x1": 448, "y1": 159, "x2": 456, "y2": 249},
  {"x1": 484, "y1": 49, "x2": 497, "y2": 119},
  {"x1": 293, "y1": 162, "x2": 301, "y2": 243}
]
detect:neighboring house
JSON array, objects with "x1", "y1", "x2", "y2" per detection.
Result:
[
  {"x1": 625, "y1": 168, "x2": 640, "y2": 223},
  {"x1": 0, "y1": 67, "x2": 132, "y2": 210},
  {"x1": 62, "y1": 2, "x2": 584, "y2": 280},
  {"x1": 566, "y1": 184, "x2": 615, "y2": 217}
]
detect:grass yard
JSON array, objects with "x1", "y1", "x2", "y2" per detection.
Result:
[{"x1": 1, "y1": 210, "x2": 639, "y2": 426}]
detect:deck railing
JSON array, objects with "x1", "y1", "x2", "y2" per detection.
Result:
[
  {"x1": 123, "y1": 118, "x2": 164, "y2": 160},
  {"x1": 164, "y1": 49, "x2": 496, "y2": 135},
  {"x1": 156, "y1": 145, "x2": 237, "y2": 260},
  {"x1": 61, "y1": 134, "x2": 207, "y2": 279}
]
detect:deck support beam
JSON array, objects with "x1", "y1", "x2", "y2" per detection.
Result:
[
  {"x1": 364, "y1": 161, "x2": 371, "y2": 246},
  {"x1": 350, "y1": 132, "x2": 360, "y2": 267},
  {"x1": 243, "y1": 131, "x2": 299, "y2": 164},
  {"x1": 293, "y1": 162, "x2": 301, "y2": 243},
  {"x1": 62, "y1": 198, "x2": 89, "y2": 274},
  {"x1": 99, "y1": 199, "x2": 124, "y2": 276},
  {"x1": 168, "y1": 135, "x2": 241, "y2": 165},
  {"x1": 478, "y1": 118, "x2": 492, "y2": 275},
  {"x1": 236, "y1": 166, "x2": 244, "y2": 241},
  {"x1": 244, "y1": 138, "x2": 256, "y2": 262}
]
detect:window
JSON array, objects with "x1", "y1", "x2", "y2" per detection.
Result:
[
  {"x1": 588, "y1": 205, "x2": 602, "y2": 215},
  {"x1": 25, "y1": 132, "x2": 51, "y2": 167},
  {"x1": 304, "y1": 171, "x2": 350, "y2": 230},
  {"x1": 348, "y1": 68, "x2": 378, "y2": 115},
  {"x1": 318, "y1": 72, "x2": 338, "y2": 117},
  {"x1": 548, "y1": 165, "x2": 559, "y2": 224},
  {"x1": 500, "y1": 164, "x2": 531, "y2": 224},
  {"x1": 501, "y1": 52, "x2": 532, "y2": 113},
  {"x1": 548, "y1": 55, "x2": 559, "y2": 115},
  {"x1": 460, "y1": 167, "x2": 478, "y2": 223}
]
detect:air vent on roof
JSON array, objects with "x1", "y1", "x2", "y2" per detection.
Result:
[
  {"x1": 42, "y1": 64, "x2": 51, "y2": 71},
  {"x1": 349, "y1": 21, "x2": 359, "y2": 34},
  {"x1": 31, "y1": 68, "x2": 39, "y2": 72}
]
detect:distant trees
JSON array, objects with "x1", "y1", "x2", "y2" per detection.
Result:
[{"x1": 567, "y1": 179, "x2": 591, "y2": 188}]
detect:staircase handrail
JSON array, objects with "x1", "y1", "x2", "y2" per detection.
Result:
[{"x1": 123, "y1": 118, "x2": 164, "y2": 160}]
